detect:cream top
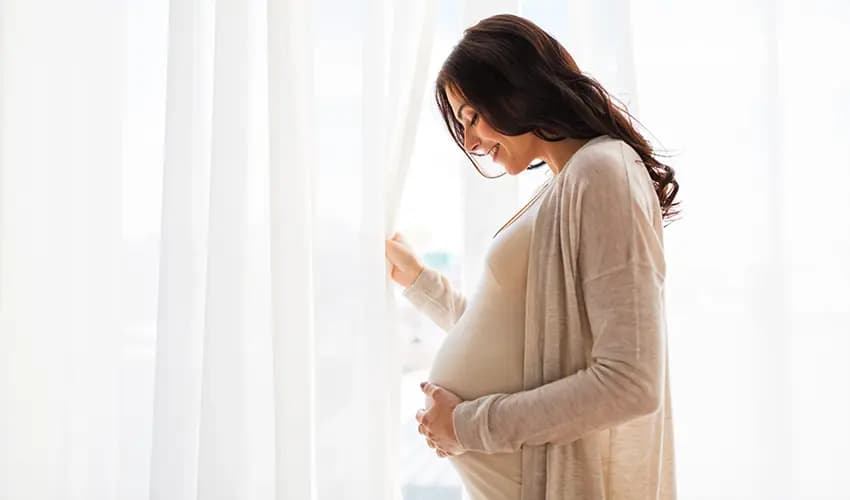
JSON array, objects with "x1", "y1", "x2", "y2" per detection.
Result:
[{"x1": 404, "y1": 180, "x2": 552, "y2": 500}]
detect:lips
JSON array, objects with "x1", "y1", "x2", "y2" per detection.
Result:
[{"x1": 487, "y1": 144, "x2": 500, "y2": 162}]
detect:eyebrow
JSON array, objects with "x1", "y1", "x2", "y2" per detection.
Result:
[{"x1": 455, "y1": 103, "x2": 468, "y2": 122}]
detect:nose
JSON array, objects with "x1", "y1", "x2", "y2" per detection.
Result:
[{"x1": 463, "y1": 129, "x2": 481, "y2": 154}]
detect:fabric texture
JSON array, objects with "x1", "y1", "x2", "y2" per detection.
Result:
[{"x1": 407, "y1": 135, "x2": 676, "y2": 499}]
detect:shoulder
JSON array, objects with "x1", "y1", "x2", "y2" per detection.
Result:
[
  {"x1": 550, "y1": 136, "x2": 660, "y2": 221},
  {"x1": 560, "y1": 136, "x2": 639, "y2": 190}
]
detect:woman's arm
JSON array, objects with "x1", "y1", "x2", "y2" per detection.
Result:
[
  {"x1": 402, "y1": 265, "x2": 468, "y2": 333},
  {"x1": 451, "y1": 264, "x2": 665, "y2": 453}
]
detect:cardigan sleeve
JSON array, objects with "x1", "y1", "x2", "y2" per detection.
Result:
[
  {"x1": 451, "y1": 142, "x2": 667, "y2": 454},
  {"x1": 402, "y1": 265, "x2": 468, "y2": 333}
]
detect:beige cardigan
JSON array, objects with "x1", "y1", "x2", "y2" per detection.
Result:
[{"x1": 415, "y1": 136, "x2": 676, "y2": 499}]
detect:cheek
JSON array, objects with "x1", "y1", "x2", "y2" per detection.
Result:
[
  {"x1": 477, "y1": 121, "x2": 500, "y2": 143},
  {"x1": 480, "y1": 126, "x2": 512, "y2": 152},
  {"x1": 501, "y1": 137, "x2": 530, "y2": 161}
]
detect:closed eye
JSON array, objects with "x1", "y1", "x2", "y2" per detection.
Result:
[{"x1": 457, "y1": 112, "x2": 478, "y2": 135}]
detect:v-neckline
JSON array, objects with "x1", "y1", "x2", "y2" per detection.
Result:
[{"x1": 492, "y1": 177, "x2": 554, "y2": 239}]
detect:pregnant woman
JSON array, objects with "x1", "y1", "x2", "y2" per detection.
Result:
[{"x1": 385, "y1": 14, "x2": 678, "y2": 500}]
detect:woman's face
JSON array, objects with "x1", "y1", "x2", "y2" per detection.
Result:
[{"x1": 445, "y1": 84, "x2": 539, "y2": 176}]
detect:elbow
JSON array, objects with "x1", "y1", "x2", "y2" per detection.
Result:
[
  {"x1": 631, "y1": 380, "x2": 663, "y2": 417},
  {"x1": 600, "y1": 359, "x2": 664, "y2": 419},
  {"x1": 629, "y1": 361, "x2": 664, "y2": 417}
]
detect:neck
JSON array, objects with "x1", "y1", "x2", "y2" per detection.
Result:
[{"x1": 539, "y1": 137, "x2": 592, "y2": 175}]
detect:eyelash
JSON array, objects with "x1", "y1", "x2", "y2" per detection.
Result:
[{"x1": 460, "y1": 113, "x2": 479, "y2": 132}]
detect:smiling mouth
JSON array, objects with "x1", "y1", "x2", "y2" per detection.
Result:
[{"x1": 487, "y1": 144, "x2": 500, "y2": 161}]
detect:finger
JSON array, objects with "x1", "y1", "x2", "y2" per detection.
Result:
[
  {"x1": 385, "y1": 241, "x2": 410, "y2": 267},
  {"x1": 421, "y1": 381, "x2": 440, "y2": 399},
  {"x1": 385, "y1": 240, "x2": 403, "y2": 257},
  {"x1": 436, "y1": 449, "x2": 447, "y2": 458},
  {"x1": 415, "y1": 408, "x2": 426, "y2": 424},
  {"x1": 426, "y1": 438, "x2": 435, "y2": 449},
  {"x1": 418, "y1": 423, "x2": 425, "y2": 436}
]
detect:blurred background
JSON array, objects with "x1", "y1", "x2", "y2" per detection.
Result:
[{"x1": 1, "y1": 0, "x2": 848, "y2": 499}]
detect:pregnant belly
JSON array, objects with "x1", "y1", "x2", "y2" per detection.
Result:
[
  {"x1": 427, "y1": 286, "x2": 526, "y2": 404},
  {"x1": 427, "y1": 287, "x2": 526, "y2": 500}
]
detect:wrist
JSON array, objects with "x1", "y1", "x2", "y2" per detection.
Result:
[
  {"x1": 406, "y1": 265, "x2": 425, "y2": 288},
  {"x1": 450, "y1": 402, "x2": 466, "y2": 452}
]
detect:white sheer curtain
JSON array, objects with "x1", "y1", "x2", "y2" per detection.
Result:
[
  {"x1": 0, "y1": 2, "x2": 127, "y2": 499},
  {"x1": 0, "y1": 0, "x2": 434, "y2": 499}
]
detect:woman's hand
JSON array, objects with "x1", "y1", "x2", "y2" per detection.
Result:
[
  {"x1": 385, "y1": 232, "x2": 424, "y2": 287},
  {"x1": 416, "y1": 381, "x2": 464, "y2": 458}
]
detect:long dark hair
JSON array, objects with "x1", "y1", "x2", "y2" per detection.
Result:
[{"x1": 435, "y1": 14, "x2": 680, "y2": 222}]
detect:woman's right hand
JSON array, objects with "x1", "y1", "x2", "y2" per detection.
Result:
[{"x1": 385, "y1": 231, "x2": 424, "y2": 288}]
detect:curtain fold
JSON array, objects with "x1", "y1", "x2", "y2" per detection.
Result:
[
  {"x1": 267, "y1": 0, "x2": 317, "y2": 499},
  {"x1": 149, "y1": 0, "x2": 213, "y2": 498}
]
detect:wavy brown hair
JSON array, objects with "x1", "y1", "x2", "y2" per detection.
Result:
[{"x1": 436, "y1": 14, "x2": 680, "y2": 222}]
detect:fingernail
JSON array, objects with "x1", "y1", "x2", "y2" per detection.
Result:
[{"x1": 420, "y1": 381, "x2": 426, "y2": 389}]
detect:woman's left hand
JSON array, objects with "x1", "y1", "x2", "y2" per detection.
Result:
[{"x1": 416, "y1": 381, "x2": 465, "y2": 458}]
